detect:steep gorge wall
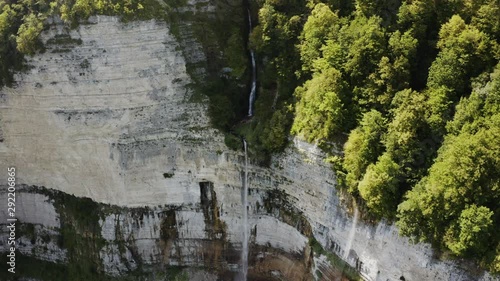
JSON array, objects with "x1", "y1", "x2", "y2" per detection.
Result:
[
  {"x1": 0, "y1": 14, "x2": 498, "y2": 281},
  {"x1": 0, "y1": 14, "x2": 311, "y2": 281}
]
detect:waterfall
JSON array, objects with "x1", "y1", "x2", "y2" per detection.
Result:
[
  {"x1": 241, "y1": 140, "x2": 249, "y2": 280},
  {"x1": 344, "y1": 204, "x2": 359, "y2": 261},
  {"x1": 247, "y1": 9, "x2": 257, "y2": 117},
  {"x1": 240, "y1": 8, "x2": 256, "y2": 279}
]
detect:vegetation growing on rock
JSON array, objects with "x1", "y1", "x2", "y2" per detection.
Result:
[{"x1": 0, "y1": 0, "x2": 153, "y2": 86}]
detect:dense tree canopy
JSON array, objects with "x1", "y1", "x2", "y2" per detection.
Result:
[
  {"x1": 358, "y1": 152, "x2": 400, "y2": 219},
  {"x1": 299, "y1": 3, "x2": 339, "y2": 73},
  {"x1": 343, "y1": 109, "x2": 385, "y2": 194},
  {"x1": 249, "y1": 0, "x2": 500, "y2": 273},
  {"x1": 291, "y1": 67, "x2": 346, "y2": 143}
]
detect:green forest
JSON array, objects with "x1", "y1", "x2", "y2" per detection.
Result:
[
  {"x1": 1, "y1": 0, "x2": 499, "y2": 275},
  {"x1": 242, "y1": 0, "x2": 500, "y2": 274}
]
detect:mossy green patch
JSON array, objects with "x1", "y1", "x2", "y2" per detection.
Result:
[
  {"x1": 165, "y1": 266, "x2": 189, "y2": 281},
  {"x1": 309, "y1": 237, "x2": 362, "y2": 281}
]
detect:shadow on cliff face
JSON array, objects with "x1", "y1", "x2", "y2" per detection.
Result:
[{"x1": 1, "y1": 185, "x2": 337, "y2": 281}]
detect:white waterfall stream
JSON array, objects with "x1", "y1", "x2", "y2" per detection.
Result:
[
  {"x1": 344, "y1": 204, "x2": 359, "y2": 261},
  {"x1": 247, "y1": 9, "x2": 257, "y2": 117},
  {"x1": 241, "y1": 139, "x2": 249, "y2": 280},
  {"x1": 240, "y1": 8, "x2": 255, "y2": 280}
]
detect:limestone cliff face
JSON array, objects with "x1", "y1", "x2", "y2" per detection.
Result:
[{"x1": 0, "y1": 14, "x2": 498, "y2": 281}]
